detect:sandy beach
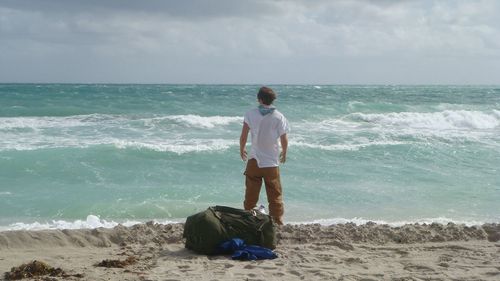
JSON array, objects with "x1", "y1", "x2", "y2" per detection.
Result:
[
  {"x1": 2, "y1": 0, "x2": 500, "y2": 280},
  {"x1": 1, "y1": 222, "x2": 499, "y2": 281}
]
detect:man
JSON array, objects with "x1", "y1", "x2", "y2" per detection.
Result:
[{"x1": 239, "y1": 86, "x2": 290, "y2": 225}]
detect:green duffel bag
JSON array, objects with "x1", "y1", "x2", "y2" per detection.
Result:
[{"x1": 183, "y1": 205, "x2": 277, "y2": 255}]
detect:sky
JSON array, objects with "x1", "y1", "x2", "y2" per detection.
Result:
[{"x1": 1, "y1": 0, "x2": 500, "y2": 84}]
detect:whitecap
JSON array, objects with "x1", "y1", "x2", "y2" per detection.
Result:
[
  {"x1": 291, "y1": 140, "x2": 407, "y2": 151},
  {"x1": 350, "y1": 110, "x2": 500, "y2": 130},
  {"x1": 0, "y1": 215, "x2": 180, "y2": 231},
  {"x1": 347, "y1": 101, "x2": 365, "y2": 111},
  {"x1": 0, "y1": 113, "x2": 242, "y2": 152},
  {"x1": 289, "y1": 216, "x2": 489, "y2": 227},
  {"x1": 162, "y1": 115, "x2": 242, "y2": 128},
  {"x1": 0, "y1": 114, "x2": 242, "y2": 131},
  {"x1": 0, "y1": 114, "x2": 119, "y2": 130},
  {"x1": 113, "y1": 139, "x2": 237, "y2": 154}
]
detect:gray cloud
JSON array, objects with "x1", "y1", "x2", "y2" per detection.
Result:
[
  {"x1": 1, "y1": 0, "x2": 499, "y2": 84},
  {"x1": 0, "y1": 0, "x2": 280, "y2": 20}
]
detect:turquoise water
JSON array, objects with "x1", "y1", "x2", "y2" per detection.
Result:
[{"x1": 0, "y1": 84, "x2": 499, "y2": 229}]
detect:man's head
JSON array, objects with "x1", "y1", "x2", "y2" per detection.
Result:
[{"x1": 257, "y1": 87, "x2": 277, "y2": 105}]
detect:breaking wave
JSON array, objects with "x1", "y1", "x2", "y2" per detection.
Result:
[
  {"x1": 0, "y1": 114, "x2": 242, "y2": 131},
  {"x1": 0, "y1": 215, "x2": 179, "y2": 231},
  {"x1": 292, "y1": 140, "x2": 407, "y2": 151},
  {"x1": 0, "y1": 215, "x2": 489, "y2": 231},
  {"x1": 0, "y1": 114, "x2": 241, "y2": 152},
  {"x1": 350, "y1": 110, "x2": 500, "y2": 130},
  {"x1": 161, "y1": 115, "x2": 242, "y2": 128},
  {"x1": 0, "y1": 138, "x2": 236, "y2": 154}
]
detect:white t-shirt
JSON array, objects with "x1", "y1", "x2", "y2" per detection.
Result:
[{"x1": 244, "y1": 108, "x2": 290, "y2": 168}]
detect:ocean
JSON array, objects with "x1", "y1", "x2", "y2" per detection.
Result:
[{"x1": 0, "y1": 84, "x2": 499, "y2": 230}]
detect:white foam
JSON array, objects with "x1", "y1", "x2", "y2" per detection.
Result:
[
  {"x1": 289, "y1": 216, "x2": 489, "y2": 227},
  {"x1": 0, "y1": 215, "x2": 490, "y2": 231},
  {"x1": 0, "y1": 215, "x2": 129, "y2": 231},
  {"x1": 292, "y1": 140, "x2": 406, "y2": 151},
  {"x1": 0, "y1": 192, "x2": 12, "y2": 196},
  {"x1": 0, "y1": 136, "x2": 237, "y2": 153},
  {"x1": 113, "y1": 139, "x2": 237, "y2": 154},
  {"x1": 0, "y1": 113, "x2": 241, "y2": 152},
  {"x1": 292, "y1": 119, "x2": 363, "y2": 137},
  {"x1": 0, "y1": 114, "x2": 242, "y2": 131},
  {"x1": 350, "y1": 110, "x2": 500, "y2": 130},
  {"x1": 0, "y1": 215, "x2": 180, "y2": 231},
  {"x1": 291, "y1": 110, "x2": 500, "y2": 147},
  {"x1": 162, "y1": 115, "x2": 242, "y2": 128},
  {"x1": 0, "y1": 116, "x2": 87, "y2": 130},
  {"x1": 347, "y1": 101, "x2": 366, "y2": 110}
]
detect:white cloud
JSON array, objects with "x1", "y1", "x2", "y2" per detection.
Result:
[{"x1": 1, "y1": 0, "x2": 499, "y2": 83}]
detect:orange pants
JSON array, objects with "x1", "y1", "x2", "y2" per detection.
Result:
[{"x1": 244, "y1": 159, "x2": 284, "y2": 225}]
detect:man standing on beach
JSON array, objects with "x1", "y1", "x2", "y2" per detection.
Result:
[{"x1": 239, "y1": 87, "x2": 290, "y2": 225}]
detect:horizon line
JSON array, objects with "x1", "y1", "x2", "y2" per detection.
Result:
[{"x1": 1, "y1": 82, "x2": 500, "y2": 86}]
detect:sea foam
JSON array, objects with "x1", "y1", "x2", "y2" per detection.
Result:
[
  {"x1": 0, "y1": 138, "x2": 236, "y2": 153},
  {"x1": 0, "y1": 215, "x2": 488, "y2": 231},
  {"x1": 292, "y1": 140, "x2": 407, "y2": 151},
  {"x1": 162, "y1": 115, "x2": 242, "y2": 128},
  {"x1": 0, "y1": 115, "x2": 89, "y2": 130},
  {"x1": 0, "y1": 114, "x2": 241, "y2": 152},
  {"x1": 295, "y1": 217, "x2": 489, "y2": 227},
  {"x1": 0, "y1": 114, "x2": 241, "y2": 130},
  {"x1": 0, "y1": 215, "x2": 179, "y2": 231},
  {"x1": 350, "y1": 110, "x2": 500, "y2": 130},
  {"x1": 113, "y1": 139, "x2": 236, "y2": 154}
]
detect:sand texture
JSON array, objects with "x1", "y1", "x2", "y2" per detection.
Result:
[{"x1": 1, "y1": 222, "x2": 499, "y2": 281}]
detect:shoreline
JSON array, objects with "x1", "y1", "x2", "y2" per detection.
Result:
[
  {"x1": 1, "y1": 214, "x2": 498, "y2": 232},
  {"x1": 1, "y1": 222, "x2": 499, "y2": 280}
]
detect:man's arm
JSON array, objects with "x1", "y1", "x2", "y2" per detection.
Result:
[
  {"x1": 240, "y1": 122, "x2": 250, "y2": 161},
  {"x1": 280, "y1": 133, "x2": 288, "y2": 163}
]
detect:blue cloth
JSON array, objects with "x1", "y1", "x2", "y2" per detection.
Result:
[
  {"x1": 258, "y1": 105, "x2": 276, "y2": 116},
  {"x1": 216, "y1": 238, "x2": 278, "y2": 261}
]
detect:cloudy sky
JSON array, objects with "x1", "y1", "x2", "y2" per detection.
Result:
[{"x1": 1, "y1": 0, "x2": 499, "y2": 84}]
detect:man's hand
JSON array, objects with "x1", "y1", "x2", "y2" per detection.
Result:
[
  {"x1": 240, "y1": 149, "x2": 248, "y2": 161},
  {"x1": 279, "y1": 151, "x2": 286, "y2": 163},
  {"x1": 240, "y1": 122, "x2": 250, "y2": 161},
  {"x1": 279, "y1": 133, "x2": 288, "y2": 164}
]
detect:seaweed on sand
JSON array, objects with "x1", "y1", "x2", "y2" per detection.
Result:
[
  {"x1": 95, "y1": 256, "x2": 137, "y2": 268},
  {"x1": 4, "y1": 260, "x2": 82, "y2": 280}
]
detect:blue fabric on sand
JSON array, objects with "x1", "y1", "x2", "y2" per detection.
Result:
[{"x1": 216, "y1": 238, "x2": 278, "y2": 261}]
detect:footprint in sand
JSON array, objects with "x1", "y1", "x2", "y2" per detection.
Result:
[
  {"x1": 288, "y1": 270, "x2": 302, "y2": 277},
  {"x1": 484, "y1": 271, "x2": 500, "y2": 277},
  {"x1": 438, "y1": 262, "x2": 450, "y2": 268},
  {"x1": 177, "y1": 265, "x2": 192, "y2": 272},
  {"x1": 403, "y1": 264, "x2": 435, "y2": 272},
  {"x1": 438, "y1": 254, "x2": 453, "y2": 263},
  {"x1": 343, "y1": 257, "x2": 363, "y2": 264}
]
